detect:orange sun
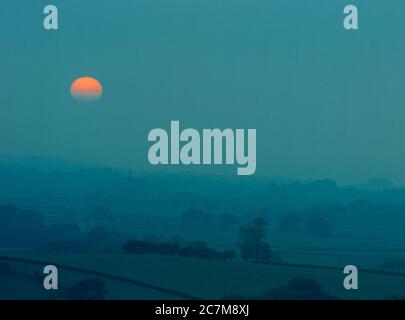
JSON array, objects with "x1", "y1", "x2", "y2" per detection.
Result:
[{"x1": 71, "y1": 77, "x2": 103, "y2": 100}]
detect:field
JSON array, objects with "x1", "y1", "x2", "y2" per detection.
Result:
[
  {"x1": 2, "y1": 253, "x2": 405, "y2": 300},
  {"x1": 7, "y1": 195, "x2": 405, "y2": 271},
  {"x1": 3, "y1": 185, "x2": 405, "y2": 300},
  {"x1": 0, "y1": 274, "x2": 51, "y2": 300}
]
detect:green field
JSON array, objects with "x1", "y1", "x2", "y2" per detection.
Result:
[{"x1": 2, "y1": 253, "x2": 405, "y2": 300}]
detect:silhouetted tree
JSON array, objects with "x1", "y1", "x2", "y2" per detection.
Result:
[
  {"x1": 239, "y1": 217, "x2": 272, "y2": 262},
  {"x1": 123, "y1": 239, "x2": 236, "y2": 261},
  {"x1": 257, "y1": 276, "x2": 336, "y2": 300},
  {"x1": 179, "y1": 241, "x2": 216, "y2": 259}
]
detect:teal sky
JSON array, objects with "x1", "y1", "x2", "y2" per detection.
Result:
[{"x1": 1, "y1": 0, "x2": 405, "y2": 184}]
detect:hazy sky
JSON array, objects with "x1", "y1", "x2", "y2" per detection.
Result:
[{"x1": 1, "y1": 0, "x2": 405, "y2": 184}]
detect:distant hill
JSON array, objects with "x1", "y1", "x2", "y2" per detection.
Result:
[
  {"x1": 348, "y1": 177, "x2": 395, "y2": 191},
  {"x1": 0, "y1": 154, "x2": 101, "y2": 173}
]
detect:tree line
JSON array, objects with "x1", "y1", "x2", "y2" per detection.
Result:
[{"x1": 123, "y1": 239, "x2": 236, "y2": 261}]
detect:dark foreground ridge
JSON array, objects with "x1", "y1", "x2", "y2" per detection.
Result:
[
  {"x1": 0, "y1": 255, "x2": 201, "y2": 300},
  {"x1": 4, "y1": 254, "x2": 405, "y2": 300}
]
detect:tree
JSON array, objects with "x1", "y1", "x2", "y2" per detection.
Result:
[
  {"x1": 257, "y1": 276, "x2": 336, "y2": 300},
  {"x1": 64, "y1": 278, "x2": 107, "y2": 300},
  {"x1": 179, "y1": 241, "x2": 216, "y2": 259},
  {"x1": 238, "y1": 217, "x2": 274, "y2": 262}
]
